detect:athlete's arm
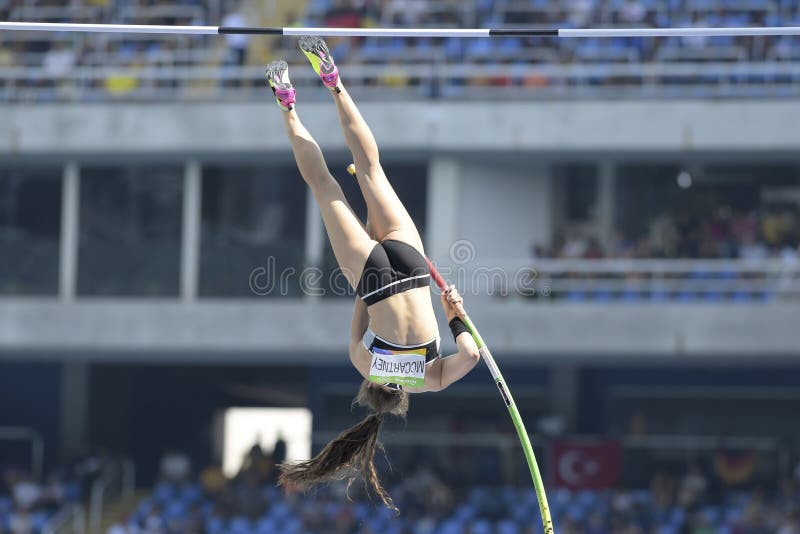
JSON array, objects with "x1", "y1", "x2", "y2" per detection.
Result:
[{"x1": 420, "y1": 285, "x2": 480, "y2": 392}]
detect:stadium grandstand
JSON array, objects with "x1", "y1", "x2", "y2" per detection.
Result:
[
  {"x1": 2, "y1": 1, "x2": 800, "y2": 534},
  {"x1": 1, "y1": 0, "x2": 800, "y2": 100}
]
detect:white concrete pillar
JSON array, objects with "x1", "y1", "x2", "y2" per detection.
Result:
[
  {"x1": 304, "y1": 188, "x2": 325, "y2": 298},
  {"x1": 59, "y1": 162, "x2": 80, "y2": 301},
  {"x1": 549, "y1": 365, "x2": 579, "y2": 433},
  {"x1": 180, "y1": 160, "x2": 202, "y2": 301},
  {"x1": 59, "y1": 361, "x2": 89, "y2": 461},
  {"x1": 425, "y1": 156, "x2": 461, "y2": 264},
  {"x1": 459, "y1": 161, "x2": 552, "y2": 259},
  {"x1": 597, "y1": 161, "x2": 616, "y2": 252}
]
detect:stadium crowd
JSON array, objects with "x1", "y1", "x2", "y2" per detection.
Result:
[
  {"x1": 1, "y1": 0, "x2": 799, "y2": 99},
  {"x1": 110, "y1": 442, "x2": 800, "y2": 534},
  {"x1": 546, "y1": 203, "x2": 800, "y2": 261},
  {"x1": 0, "y1": 449, "x2": 106, "y2": 534}
]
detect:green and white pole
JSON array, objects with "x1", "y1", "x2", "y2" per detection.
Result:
[{"x1": 425, "y1": 256, "x2": 555, "y2": 534}]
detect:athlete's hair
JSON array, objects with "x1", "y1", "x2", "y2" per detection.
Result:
[{"x1": 278, "y1": 380, "x2": 409, "y2": 511}]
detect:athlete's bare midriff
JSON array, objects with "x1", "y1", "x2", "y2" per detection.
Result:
[{"x1": 366, "y1": 285, "x2": 438, "y2": 345}]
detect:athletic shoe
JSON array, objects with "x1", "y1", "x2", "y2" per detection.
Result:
[
  {"x1": 299, "y1": 36, "x2": 340, "y2": 92},
  {"x1": 265, "y1": 60, "x2": 296, "y2": 111}
]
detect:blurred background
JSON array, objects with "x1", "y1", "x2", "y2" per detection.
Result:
[{"x1": 1, "y1": 1, "x2": 800, "y2": 533}]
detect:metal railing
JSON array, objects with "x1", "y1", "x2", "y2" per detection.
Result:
[
  {"x1": 41, "y1": 504, "x2": 86, "y2": 534},
  {"x1": 1, "y1": 60, "x2": 799, "y2": 102},
  {"x1": 88, "y1": 458, "x2": 136, "y2": 534},
  {"x1": 0, "y1": 426, "x2": 44, "y2": 481},
  {"x1": 447, "y1": 258, "x2": 800, "y2": 301}
]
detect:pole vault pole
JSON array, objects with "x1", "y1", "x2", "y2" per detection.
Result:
[{"x1": 424, "y1": 257, "x2": 555, "y2": 534}]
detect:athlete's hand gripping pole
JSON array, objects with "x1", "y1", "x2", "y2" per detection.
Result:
[{"x1": 425, "y1": 257, "x2": 555, "y2": 534}]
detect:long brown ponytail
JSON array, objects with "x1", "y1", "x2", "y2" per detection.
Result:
[{"x1": 278, "y1": 380, "x2": 409, "y2": 511}]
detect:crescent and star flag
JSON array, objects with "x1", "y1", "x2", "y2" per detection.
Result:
[{"x1": 551, "y1": 439, "x2": 622, "y2": 490}]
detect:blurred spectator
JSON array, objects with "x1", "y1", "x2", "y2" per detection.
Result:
[
  {"x1": 11, "y1": 476, "x2": 41, "y2": 511},
  {"x1": 106, "y1": 517, "x2": 131, "y2": 534},
  {"x1": 272, "y1": 434, "x2": 287, "y2": 466},
  {"x1": 143, "y1": 504, "x2": 166, "y2": 533},
  {"x1": 238, "y1": 438, "x2": 272, "y2": 482},
  {"x1": 778, "y1": 512, "x2": 800, "y2": 534},
  {"x1": 567, "y1": 0, "x2": 594, "y2": 27},
  {"x1": 382, "y1": 0, "x2": 427, "y2": 26},
  {"x1": 9, "y1": 508, "x2": 33, "y2": 534},
  {"x1": 679, "y1": 464, "x2": 709, "y2": 506},
  {"x1": 559, "y1": 230, "x2": 589, "y2": 259},
  {"x1": 221, "y1": 1, "x2": 250, "y2": 67},
  {"x1": 379, "y1": 60, "x2": 410, "y2": 87},
  {"x1": 739, "y1": 230, "x2": 769, "y2": 260},
  {"x1": 104, "y1": 64, "x2": 140, "y2": 96},
  {"x1": 159, "y1": 449, "x2": 192, "y2": 484},
  {"x1": 619, "y1": 0, "x2": 646, "y2": 25},
  {"x1": 200, "y1": 463, "x2": 227, "y2": 497},
  {"x1": 0, "y1": 45, "x2": 14, "y2": 69},
  {"x1": 42, "y1": 43, "x2": 76, "y2": 79},
  {"x1": 325, "y1": 0, "x2": 364, "y2": 28}
]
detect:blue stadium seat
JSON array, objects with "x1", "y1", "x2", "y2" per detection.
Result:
[
  {"x1": 497, "y1": 519, "x2": 520, "y2": 534},
  {"x1": 576, "y1": 490, "x2": 599, "y2": 508},
  {"x1": 649, "y1": 289, "x2": 669, "y2": 302},
  {"x1": 703, "y1": 291, "x2": 724, "y2": 302},
  {"x1": 699, "y1": 505, "x2": 721, "y2": 524},
  {"x1": 565, "y1": 291, "x2": 587, "y2": 302},
  {"x1": 620, "y1": 289, "x2": 643, "y2": 302},
  {"x1": 443, "y1": 38, "x2": 465, "y2": 60},
  {"x1": 205, "y1": 516, "x2": 225, "y2": 534},
  {"x1": 466, "y1": 38, "x2": 493, "y2": 59},
  {"x1": 731, "y1": 291, "x2": 755, "y2": 303},
  {"x1": 229, "y1": 516, "x2": 252, "y2": 534},
  {"x1": 669, "y1": 507, "x2": 686, "y2": 527},
  {"x1": 153, "y1": 482, "x2": 176, "y2": 504},
  {"x1": 164, "y1": 500, "x2": 187, "y2": 521},
  {"x1": 256, "y1": 517, "x2": 278, "y2": 533},
  {"x1": 592, "y1": 290, "x2": 614, "y2": 302},
  {"x1": 454, "y1": 503, "x2": 477, "y2": 522},
  {"x1": 179, "y1": 483, "x2": 202, "y2": 504},
  {"x1": 439, "y1": 518, "x2": 464, "y2": 534},
  {"x1": 31, "y1": 511, "x2": 50, "y2": 531},
  {"x1": 469, "y1": 519, "x2": 493, "y2": 534}
]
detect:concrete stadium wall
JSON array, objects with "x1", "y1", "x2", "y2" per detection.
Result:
[
  {"x1": 1, "y1": 298, "x2": 798, "y2": 360},
  {"x1": 2, "y1": 100, "x2": 800, "y2": 155}
]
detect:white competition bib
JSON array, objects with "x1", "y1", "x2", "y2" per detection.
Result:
[{"x1": 368, "y1": 347, "x2": 427, "y2": 388}]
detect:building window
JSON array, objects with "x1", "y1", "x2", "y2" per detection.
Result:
[
  {"x1": 78, "y1": 166, "x2": 183, "y2": 296},
  {"x1": 200, "y1": 165, "x2": 306, "y2": 298},
  {"x1": 0, "y1": 167, "x2": 62, "y2": 295}
]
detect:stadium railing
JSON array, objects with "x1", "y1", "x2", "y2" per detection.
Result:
[
  {"x1": 2, "y1": 61, "x2": 799, "y2": 102},
  {"x1": 449, "y1": 258, "x2": 800, "y2": 302},
  {"x1": 0, "y1": 426, "x2": 44, "y2": 481},
  {"x1": 40, "y1": 503, "x2": 86, "y2": 534},
  {"x1": 88, "y1": 457, "x2": 136, "y2": 534}
]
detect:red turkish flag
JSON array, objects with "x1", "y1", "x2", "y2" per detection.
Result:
[{"x1": 551, "y1": 439, "x2": 622, "y2": 490}]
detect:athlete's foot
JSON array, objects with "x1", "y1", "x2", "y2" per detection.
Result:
[
  {"x1": 299, "y1": 36, "x2": 341, "y2": 93},
  {"x1": 265, "y1": 60, "x2": 296, "y2": 111}
]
